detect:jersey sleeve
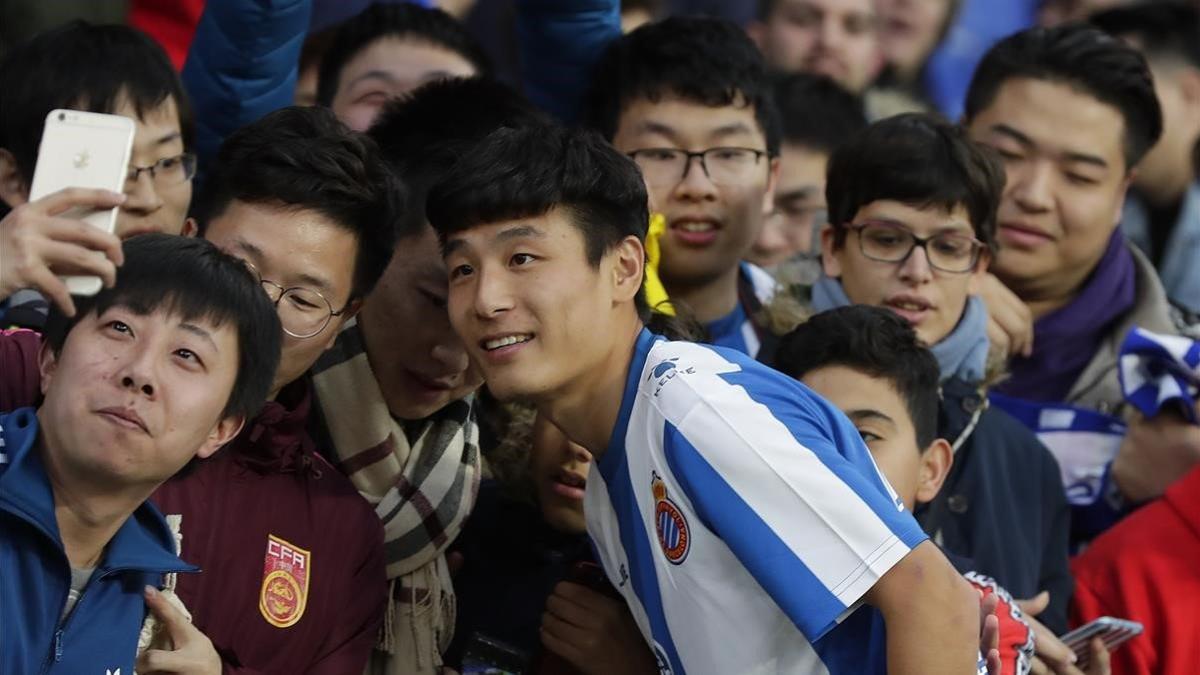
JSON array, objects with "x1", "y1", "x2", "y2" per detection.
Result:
[{"x1": 659, "y1": 366, "x2": 928, "y2": 643}]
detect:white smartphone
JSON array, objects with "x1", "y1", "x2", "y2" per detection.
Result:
[
  {"x1": 28, "y1": 109, "x2": 134, "y2": 296},
  {"x1": 1061, "y1": 616, "x2": 1144, "y2": 668}
]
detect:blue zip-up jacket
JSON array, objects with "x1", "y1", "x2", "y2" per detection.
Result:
[{"x1": 0, "y1": 408, "x2": 196, "y2": 674}]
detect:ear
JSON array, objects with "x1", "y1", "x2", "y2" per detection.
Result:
[
  {"x1": 323, "y1": 299, "x2": 361, "y2": 351},
  {"x1": 914, "y1": 438, "x2": 954, "y2": 505},
  {"x1": 966, "y1": 248, "x2": 992, "y2": 294},
  {"x1": 761, "y1": 156, "x2": 782, "y2": 217},
  {"x1": 181, "y1": 217, "x2": 200, "y2": 238},
  {"x1": 745, "y1": 21, "x2": 767, "y2": 51},
  {"x1": 0, "y1": 149, "x2": 30, "y2": 208},
  {"x1": 195, "y1": 414, "x2": 246, "y2": 460},
  {"x1": 820, "y1": 225, "x2": 842, "y2": 278},
  {"x1": 1113, "y1": 172, "x2": 1134, "y2": 227},
  {"x1": 611, "y1": 234, "x2": 646, "y2": 305},
  {"x1": 37, "y1": 340, "x2": 60, "y2": 397}
]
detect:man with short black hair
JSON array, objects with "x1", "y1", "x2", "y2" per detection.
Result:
[
  {"x1": 428, "y1": 120, "x2": 980, "y2": 674},
  {"x1": 0, "y1": 234, "x2": 281, "y2": 674},
  {"x1": 585, "y1": 17, "x2": 782, "y2": 359},
  {"x1": 748, "y1": 72, "x2": 867, "y2": 269},
  {"x1": 316, "y1": 3, "x2": 490, "y2": 132}
]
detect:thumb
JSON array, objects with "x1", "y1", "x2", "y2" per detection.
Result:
[
  {"x1": 1015, "y1": 590, "x2": 1050, "y2": 617},
  {"x1": 143, "y1": 585, "x2": 190, "y2": 647}
]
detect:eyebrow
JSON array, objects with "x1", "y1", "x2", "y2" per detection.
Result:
[
  {"x1": 178, "y1": 322, "x2": 220, "y2": 354},
  {"x1": 346, "y1": 70, "x2": 397, "y2": 90},
  {"x1": 776, "y1": 186, "x2": 819, "y2": 202},
  {"x1": 991, "y1": 123, "x2": 1109, "y2": 169},
  {"x1": 846, "y1": 409, "x2": 897, "y2": 428},
  {"x1": 233, "y1": 238, "x2": 333, "y2": 293},
  {"x1": 443, "y1": 224, "x2": 546, "y2": 258},
  {"x1": 155, "y1": 131, "x2": 182, "y2": 147}
]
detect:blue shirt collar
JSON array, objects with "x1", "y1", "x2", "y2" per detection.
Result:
[
  {"x1": 596, "y1": 328, "x2": 662, "y2": 481},
  {"x1": 0, "y1": 408, "x2": 196, "y2": 575}
]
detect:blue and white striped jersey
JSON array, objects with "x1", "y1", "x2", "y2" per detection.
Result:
[{"x1": 585, "y1": 329, "x2": 929, "y2": 674}]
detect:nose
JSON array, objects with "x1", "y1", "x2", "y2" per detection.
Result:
[
  {"x1": 897, "y1": 242, "x2": 934, "y2": 284},
  {"x1": 123, "y1": 170, "x2": 164, "y2": 215},
  {"x1": 471, "y1": 265, "x2": 515, "y2": 320},
  {"x1": 671, "y1": 154, "x2": 719, "y2": 202},
  {"x1": 430, "y1": 339, "x2": 471, "y2": 374},
  {"x1": 117, "y1": 352, "x2": 157, "y2": 398},
  {"x1": 753, "y1": 213, "x2": 790, "y2": 261},
  {"x1": 818, "y1": 16, "x2": 844, "y2": 49},
  {"x1": 1009, "y1": 160, "x2": 1054, "y2": 214}
]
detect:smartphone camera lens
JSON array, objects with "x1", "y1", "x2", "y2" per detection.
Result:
[{"x1": 58, "y1": 112, "x2": 65, "y2": 122}]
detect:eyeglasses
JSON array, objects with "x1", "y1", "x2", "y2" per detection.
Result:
[
  {"x1": 127, "y1": 153, "x2": 197, "y2": 188},
  {"x1": 628, "y1": 147, "x2": 768, "y2": 187},
  {"x1": 243, "y1": 261, "x2": 348, "y2": 339},
  {"x1": 848, "y1": 220, "x2": 985, "y2": 274}
]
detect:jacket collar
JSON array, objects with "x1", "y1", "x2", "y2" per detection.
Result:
[
  {"x1": 1066, "y1": 242, "x2": 1180, "y2": 413},
  {"x1": 0, "y1": 408, "x2": 195, "y2": 575}
]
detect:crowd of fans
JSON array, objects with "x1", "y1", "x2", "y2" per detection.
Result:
[{"x1": 1, "y1": 1, "x2": 1198, "y2": 674}]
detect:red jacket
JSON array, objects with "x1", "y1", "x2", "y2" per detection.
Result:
[
  {"x1": 1071, "y1": 466, "x2": 1200, "y2": 675},
  {"x1": 0, "y1": 330, "x2": 387, "y2": 673}
]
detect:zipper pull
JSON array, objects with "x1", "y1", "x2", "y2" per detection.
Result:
[{"x1": 53, "y1": 629, "x2": 64, "y2": 661}]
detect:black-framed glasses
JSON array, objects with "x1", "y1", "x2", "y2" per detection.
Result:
[
  {"x1": 127, "y1": 153, "x2": 197, "y2": 188},
  {"x1": 628, "y1": 147, "x2": 768, "y2": 187},
  {"x1": 848, "y1": 220, "x2": 985, "y2": 274},
  {"x1": 243, "y1": 261, "x2": 348, "y2": 339}
]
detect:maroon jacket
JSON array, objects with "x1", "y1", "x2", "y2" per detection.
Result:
[{"x1": 0, "y1": 330, "x2": 387, "y2": 673}]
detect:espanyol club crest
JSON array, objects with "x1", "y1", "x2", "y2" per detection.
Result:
[
  {"x1": 259, "y1": 534, "x2": 311, "y2": 628},
  {"x1": 652, "y1": 471, "x2": 690, "y2": 565}
]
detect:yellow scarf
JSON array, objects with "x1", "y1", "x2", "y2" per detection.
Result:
[{"x1": 644, "y1": 213, "x2": 675, "y2": 316}]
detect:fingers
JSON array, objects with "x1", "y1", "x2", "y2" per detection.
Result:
[
  {"x1": 540, "y1": 610, "x2": 591, "y2": 666},
  {"x1": 986, "y1": 648, "x2": 1002, "y2": 675},
  {"x1": 1016, "y1": 591, "x2": 1051, "y2": 617},
  {"x1": 24, "y1": 263, "x2": 75, "y2": 317},
  {"x1": 38, "y1": 239, "x2": 119, "y2": 285},
  {"x1": 545, "y1": 584, "x2": 600, "y2": 629},
  {"x1": 983, "y1": 614, "x2": 1000, "y2": 656},
  {"x1": 36, "y1": 187, "x2": 125, "y2": 218},
  {"x1": 39, "y1": 216, "x2": 124, "y2": 266},
  {"x1": 1086, "y1": 637, "x2": 1111, "y2": 675},
  {"x1": 1029, "y1": 655, "x2": 1051, "y2": 675},
  {"x1": 143, "y1": 586, "x2": 191, "y2": 647},
  {"x1": 136, "y1": 646, "x2": 189, "y2": 674}
]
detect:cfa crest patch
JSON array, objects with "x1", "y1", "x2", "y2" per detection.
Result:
[
  {"x1": 652, "y1": 471, "x2": 690, "y2": 565},
  {"x1": 259, "y1": 534, "x2": 310, "y2": 628}
]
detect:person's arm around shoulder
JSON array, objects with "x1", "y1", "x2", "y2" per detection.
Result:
[{"x1": 866, "y1": 541, "x2": 980, "y2": 674}]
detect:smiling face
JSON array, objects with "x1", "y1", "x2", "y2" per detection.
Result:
[
  {"x1": 37, "y1": 304, "x2": 243, "y2": 491},
  {"x1": 611, "y1": 95, "x2": 777, "y2": 292},
  {"x1": 966, "y1": 77, "x2": 1131, "y2": 305},
  {"x1": 330, "y1": 37, "x2": 479, "y2": 132},
  {"x1": 823, "y1": 200, "x2": 986, "y2": 346},
  {"x1": 530, "y1": 413, "x2": 591, "y2": 534},
  {"x1": 360, "y1": 227, "x2": 482, "y2": 420},
  {"x1": 202, "y1": 200, "x2": 360, "y2": 397},
  {"x1": 444, "y1": 208, "x2": 643, "y2": 403}
]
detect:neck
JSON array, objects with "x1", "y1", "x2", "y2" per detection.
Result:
[
  {"x1": 539, "y1": 316, "x2": 644, "y2": 460},
  {"x1": 37, "y1": 426, "x2": 147, "y2": 569},
  {"x1": 665, "y1": 265, "x2": 741, "y2": 324}
]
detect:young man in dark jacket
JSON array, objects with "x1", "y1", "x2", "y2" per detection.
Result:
[
  {"x1": 800, "y1": 113, "x2": 1073, "y2": 632},
  {"x1": 0, "y1": 234, "x2": 281, "y2": 674}
]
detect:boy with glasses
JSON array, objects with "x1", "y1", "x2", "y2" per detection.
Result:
[
  {"x1": 584, "y1": 17, "x2": 782, "y2": 359},
  {"x1": 804, "y1": 112, "x2": 1073, "y2": 632},
  {"x1": 0, "y1": 22, "x2": 197, "y2": 328}
]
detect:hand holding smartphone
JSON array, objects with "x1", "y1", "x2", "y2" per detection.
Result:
[
  {"x1": 1061, "y1": 617, "x2": 1143, "y2": 670},
  {"x1": 26, "y1": 109, "x2": 134, "y2": 296}
]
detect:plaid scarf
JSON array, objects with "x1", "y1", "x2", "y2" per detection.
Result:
[{"x1": 310, "y1": 319, "x2": 480, "y2": 671}]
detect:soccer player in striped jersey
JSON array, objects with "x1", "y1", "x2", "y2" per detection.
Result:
[{"x1": 427, "y1": 121, "x2": 979, "y2": 674}]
